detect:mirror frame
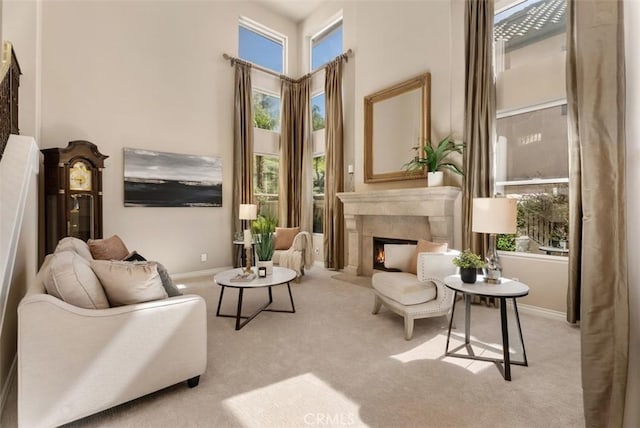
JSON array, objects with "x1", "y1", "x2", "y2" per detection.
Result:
[{"x1": 364, "y1": 73, "x2": 431, "y2": 183}]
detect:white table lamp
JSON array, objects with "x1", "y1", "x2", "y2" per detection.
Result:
[
  {"x1": 472, "y1": 197, "x2": 517, "y2": 283},
  {"x1": 239, "y1": 204, "x2": 257, "y2": 272}
]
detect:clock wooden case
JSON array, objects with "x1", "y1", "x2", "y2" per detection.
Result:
[{"x1": 42, "y1": 140, "x2": 108, "y2": 254}]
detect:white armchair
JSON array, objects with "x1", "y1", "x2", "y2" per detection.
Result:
[
  {"x1": 272, "y1": 230, "x2": 313, "y2": 277},
  {"x1": 372, "y1": 250, "x2": 459, "y2": 340}
]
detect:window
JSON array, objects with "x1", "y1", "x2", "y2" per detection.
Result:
[
  {"x1": 493, "y1": 0, "x2": 568, "y2": 256},
  {"x1": 238, "y1": 18, "x2": 286, "y2": 73},
  {"x1": 311, "y1": 93, "x2": 326, "y2": 233},
  {"x1": 239, "y1": 18, "x2": 285, "y2": 216},
  {"x1": 309, "y1": 17, "x2": 342, "y2": 234},
  {"x1": 311, "y1": 93, "x2": 325, "y2": 131},
  {"x1": 254, "y1": 154, "x2": 279, "y2": 218},
  {"x1": 253, "y1": 90, "x2": 280, "y2": 132},
  {"x1": 311, "y1": 19, "x2": 343, "y2": 71}
]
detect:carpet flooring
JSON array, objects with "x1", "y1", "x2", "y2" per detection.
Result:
[{"x1": 1, "y1": 266, "x2": 584, "y2": 427}]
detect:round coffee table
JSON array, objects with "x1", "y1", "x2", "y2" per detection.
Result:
[{"x1": 214, "y1": 266, "x2": 297, "y2": 330}]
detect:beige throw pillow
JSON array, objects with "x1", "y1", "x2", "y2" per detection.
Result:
[
  {"x1": 54, "y1": 237, "x2": 93, "y2": 261},
  {"x1": 383, "y1": 244, "x2": 417, "y2": 272},
  {"x1": 408, "y1": 240, "x2": 449, "y2": 275},
  {"x1": 43, "y1": 251, "x2": 110, "y2": 309},
  {"x1": 90, "y1": 260, "x2": 168, "y2": 306},
  {"x1": 88, "y1": 235, "x2": 129, "y2": 260},
  {"x1": 275, "y1": 227, "x2": 300, "y2": 250}
]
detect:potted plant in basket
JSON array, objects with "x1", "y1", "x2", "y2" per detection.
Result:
[
  {"x1": 251, "y1": 214, "x2": 277, "y2": 274},
  {"x1": 402, "y1": 135, "x2": 465, "y2": 186},
  {"x1": 452, "y1": 249, "x2": 486, "y2": 284}
]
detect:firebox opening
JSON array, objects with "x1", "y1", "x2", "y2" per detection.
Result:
[{"x1": 372, "y1": 237, "x2": 418, "y2": 272}]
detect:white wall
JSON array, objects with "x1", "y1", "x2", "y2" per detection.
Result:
[
  {"x1": 38, "y1": 1, "x2": 298, "y2": 274},
  {"x1": 624, "y1": 1, "x2": 640, "y2": 426}
]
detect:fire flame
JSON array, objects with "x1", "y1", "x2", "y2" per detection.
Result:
[{"x1": 375, "y1": 248, "x2": 385, "y2": 264}]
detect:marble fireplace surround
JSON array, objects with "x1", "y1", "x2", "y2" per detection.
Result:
[{"x1": 337, "y1": 187, "x2": 462, "y2": 276}]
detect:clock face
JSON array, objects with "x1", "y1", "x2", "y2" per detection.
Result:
[{"x1": 69, "y1": 161, "x2": 92, "y2": 191}]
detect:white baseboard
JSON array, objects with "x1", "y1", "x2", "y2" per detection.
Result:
[
  {"x1": 509, "y1": 302, "x2": 566, "y2": 321},
  {"x1": 0, "y1": 355, "x2": 17, "y2": 421},
  {"x1": 170, "y1": 266, "x2": 233, "y2": 281}
]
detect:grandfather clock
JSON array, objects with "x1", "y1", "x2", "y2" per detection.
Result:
[{"x1": 42, "y1": 141, "x2": 108, "y2": 254}]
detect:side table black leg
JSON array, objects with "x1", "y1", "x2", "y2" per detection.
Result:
[
  {"x1": 216, "y1": 286, "x2": 226, "y2": 316},
  {"x1": 235, "y1": 288, "x2": 245, "y2": 331},
  {"x1": 464, "y1": 294, "x2": 471, "y2": 344},
  {"x1": 445, "y1": 291, "x2": 458, "y2": 354},
  {"x1": 500, "y1": 297, "x2": 511, "y2": 381},
  {"x1": 513, "y1": 298, "x2": 528, "y2": 366}
]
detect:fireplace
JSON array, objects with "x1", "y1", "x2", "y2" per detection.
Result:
[
  {"x1": 373, "y1": 237, "x2": 417, "y2": 271},
  {"x1": 337, "y1": 187, "x2": 462, "y2": 276}
]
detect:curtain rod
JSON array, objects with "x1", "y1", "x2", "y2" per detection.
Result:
[{"x1": 222, "y1": 48, "x2": 353, "y2": 81}]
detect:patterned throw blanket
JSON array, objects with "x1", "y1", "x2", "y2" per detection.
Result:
[{"x1": 278, "y1": 231, "x2": 313, "y2": 277}]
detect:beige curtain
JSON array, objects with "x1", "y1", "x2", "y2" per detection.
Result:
[
  {"x1": 278, "y1": 77, "x2": 312, "y2": 230},
  {"x1": 232, "y1": 61, "x2": 254, "y2": 236},
  {"x1": 323, "y1": 59, "x2": 344, "y2": 269},
  {"x1": 566, "y1": 1, "x2": 629, "y2": 426},
  {"x1": 462, "y1": 0, "x2": 494, "y2": 255}
]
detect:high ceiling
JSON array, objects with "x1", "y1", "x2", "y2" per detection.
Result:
[{"x1": 257, "y1": 0, "x2": 325, "y2": 23}]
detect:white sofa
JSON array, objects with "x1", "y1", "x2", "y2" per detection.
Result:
[
  {"x1": 372, "y1": 249, "x2": 459, "y2": 340},
  {"x1": 18, "y1": 241, "x2": 207, "y2": 428}
]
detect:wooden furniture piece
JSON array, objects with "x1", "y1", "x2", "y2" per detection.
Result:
[
  {"x1": 42, "y1": 141, "x2": 108, "y2": 254},
  {"x1": 443, "y1": 274, "x2": 530, "y2": 381},
  {"x1": 214, "y1": 266, "x2": 297, "y2": 330}
]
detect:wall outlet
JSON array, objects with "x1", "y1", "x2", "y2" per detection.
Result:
[
  {"x1": 314, "y1": 248, "x2": 320, "y2": 255},
  {"x1": 200, "y1": 253, "x2": 208, "y2": 262}
]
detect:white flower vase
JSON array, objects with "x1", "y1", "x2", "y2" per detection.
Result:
[
  {"x1": 256, "y1": 260, "x2": 273, "y2": 275},
  {"x1": 427, "y1": 171, "x2": 444, "y2": 187}
]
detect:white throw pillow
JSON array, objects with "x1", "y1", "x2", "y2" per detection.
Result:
[
  {"x1": 383, "y1": 244, "x2": 416, "y2": 272},
  {"x1": 90, "y1": 260, "x2": 168, "y2": 306},
  {"x1": 43, "y1": 251, "x2": 110, "y2": 309},
  {"x1": 54, "y1": 237, "x2": 93, "y2": 261}
]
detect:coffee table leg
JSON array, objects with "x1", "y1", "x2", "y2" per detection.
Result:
[
  {"x1": 287, "y1": 282, "x2": 296, "y2": 313},
  {"x1": 500, "y1": 297, "x2": 511, "y2": 381},
  {"x1": 216, "y1": 286, "x2": 226, "y2": 317},
  {"x1": 445, "y1": 291, "x2": 458, "y2": 354},
  {"x1": 465, "y1": 294, "x2": 471, "y2": 345},
  {"x1": 513, "y1": 298, "x2": 528, "y2": 366},
  {"x1": 235, "y1": 288, "x2": 244, "y2": 331}
]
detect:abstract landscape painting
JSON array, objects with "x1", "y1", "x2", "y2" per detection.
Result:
[{"x1": 124, "y1": 148, "x2": 222, "y2": 207}]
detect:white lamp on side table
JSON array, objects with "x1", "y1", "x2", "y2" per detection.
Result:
[
  {"x1": 472, "y1": 197, "x2": 517, "y2": 284},
  {"x1": 239, "y1": 204, "x2": 258, "y2": 273}
]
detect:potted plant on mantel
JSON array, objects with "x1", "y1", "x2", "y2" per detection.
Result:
[
  {"x1": 452, "y1": 249, "x2": 486, "y2": 284},
  {"x1": 402, "y1": 135, "x2": 465, "y2": 186},
  {"x1": 251, "y1": 214, "x2": 277, "y2": 274}
]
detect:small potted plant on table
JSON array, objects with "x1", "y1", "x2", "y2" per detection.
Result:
[
  {"x1": 251, "y1": 214, "x2": 277, "y2": 275},
  {"x1": 452, "y1": 249, "x2": 486, "y2": 284}
]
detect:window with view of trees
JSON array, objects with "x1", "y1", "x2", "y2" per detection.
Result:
[
  {"x1": 494, "y1": 0, "x2": 568, "y2": 256},
  {"x1": 239, "y1": 18, "x2": 284, "y2": 217},
  {"x1": 310, "y1": 18, "x2": 341, "y2": 233}
]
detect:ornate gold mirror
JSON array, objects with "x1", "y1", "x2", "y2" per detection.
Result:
[{"x1": 364, "y1": 73, "x2": 430, "y2": 183}]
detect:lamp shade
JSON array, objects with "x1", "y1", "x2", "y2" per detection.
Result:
[
  {"x1": 238, "y1": 204, "x2": 257, "y2": 220},
  {"x1": 472, "y1": 198, "x2": 517, "y2": 234}
]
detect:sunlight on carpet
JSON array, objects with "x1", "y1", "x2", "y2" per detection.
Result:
[
  {"x1": 223, "y1": 373, "x2": 362, "y2": 427},
  {"x1": 390, "y1": 332, "x2": 508, "y2": 375}
]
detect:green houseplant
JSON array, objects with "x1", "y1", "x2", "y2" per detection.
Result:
[
  {"x1": 403, "y1": 136, "x2": 465, "y2": 186},
  {"x1": 452, "y1": 249, "x2": 485, "y2": 284},
  {"x1": 251, "y1": 215, "x2": 277, "y2": 273}
]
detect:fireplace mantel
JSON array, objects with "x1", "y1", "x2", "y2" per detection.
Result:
[{"x1": 337, "y1": 187, "x2": 462, "y2": 275}]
